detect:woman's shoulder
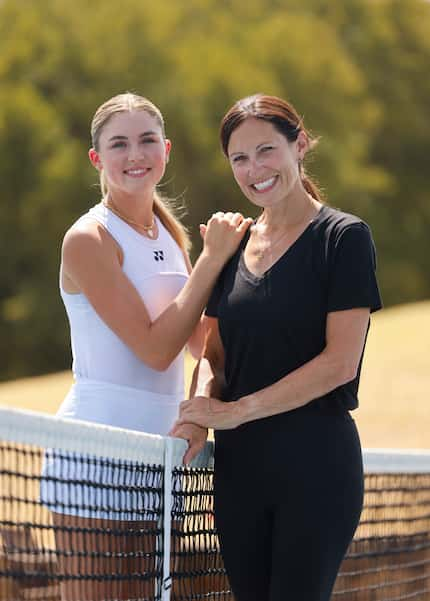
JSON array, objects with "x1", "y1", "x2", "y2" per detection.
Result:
[
  {"x1": 63, "y1": 203, "x2": 106, "y2": 235},
  {"x1": 316, "y1": 204, "x2": 372, "y2": 241},
  {"x1": 62, "y1": 204, "x2": 119, "y2": 261}
]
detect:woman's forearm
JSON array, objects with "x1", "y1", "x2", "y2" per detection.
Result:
[
  {"x1": 177, "y1": 310, "x2": 370, "y2": 430},
  {"x1": 145, "y1": 216, "x2": 251, "y2": 370},
  {"x1": 181, "y1": 351, "x2": 357, "y2": 431},
  {"x1": 237, "y1": 348, "x2": 356, "y2": 423},
  {"x1": 66, "y1": 214, "x2": 251, "y2": 372},
  {"x1": 189, "y1": 356, "x2": 225, "y2": 399},
  {"x1": 148, "y1": 252, "x2": 226, "y2": 370},
  {"x1": 237, "y1": 309, "x2": 370, "y2": 423}
]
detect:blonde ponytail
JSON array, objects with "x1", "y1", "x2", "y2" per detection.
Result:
[
  {"x1": 153, "y1": 192, "x2": 191, "y2": 253},
  {"x1": 99, "y1": 170, "x2": 108, "y2": 202}
]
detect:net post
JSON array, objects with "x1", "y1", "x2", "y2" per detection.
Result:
[{"x1": 161, "y1": 436, "x2": 174, "y2": 601}]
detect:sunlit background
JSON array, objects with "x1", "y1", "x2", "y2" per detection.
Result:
[{"x1": 0, "y1": 0, "x2": 429, "y2": 448}]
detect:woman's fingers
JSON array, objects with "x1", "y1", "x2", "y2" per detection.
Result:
[
  {"x1": 183, "y1": 437, "x2": 206, "y2": 464},
  {"x1": 238, "y1": 216, "x2": 254, "y2": 232},
  {"x1": 169, "y1": 420, "x2": 208, "y2": 464},
  {"x1": 231, "y1": 212, "x2": 245, "y2": 228}
]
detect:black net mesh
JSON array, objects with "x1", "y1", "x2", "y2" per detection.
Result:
[
  {"x1": 170, "y1": 467, "x2": 230, "y2": 600},
  {"x1": 0, "y1": 441, "x2": 164, "y2": 601},
  {"x1": 0, "y1": 439, "x2": 429, "y2": 601},
  {"x1": 333, "y1": 473, "x2": 430, "y2": 600}
]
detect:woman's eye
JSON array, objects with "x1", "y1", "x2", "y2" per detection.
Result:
[
  {"x1": 232, "y1": 156, "x2": 246, "y2": 163},
  {"x1": 142, "y1": 138, "x2": 156, "y2": 144},
  {"x1": 111, "y1": 141, "x2": 126, "y2": 149},
  {"x1": 261, "y1": 146, "x2": 273, "y2": 152}
]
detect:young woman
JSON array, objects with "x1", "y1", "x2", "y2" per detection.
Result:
[
  {"x1": 174, "y1": 94, "x2": 382, "y2": 601},
  {"x1": 42, "y1": 92, "x2": 251, "y2": 600}
]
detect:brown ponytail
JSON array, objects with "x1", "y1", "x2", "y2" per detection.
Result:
[{"x1": 299, "y1": 163, "x2": 324, "y2": 203}]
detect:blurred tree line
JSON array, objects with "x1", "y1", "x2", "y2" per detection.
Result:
[{"x1": 0, "y1": 0, "x2": 429, "y2": 380}]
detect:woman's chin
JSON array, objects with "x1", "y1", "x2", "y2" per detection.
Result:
[{"x1": 244, "y1": 193, "x2": 280, "y2": 209}]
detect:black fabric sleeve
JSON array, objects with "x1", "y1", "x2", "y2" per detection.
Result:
[{"x1": 327, "y1": 222, "x2": 382, "y2": 313}]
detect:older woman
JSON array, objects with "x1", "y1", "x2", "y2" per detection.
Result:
[{"x1": 174, "y1": 94, "x2": 382, "y2": 601}]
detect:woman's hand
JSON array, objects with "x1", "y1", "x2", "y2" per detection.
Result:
[
  {"x1": 169, "y1": 422, "x2": 208, "y2": 465},
  {"x1": 202, "y1": 212, "x2": 252, "y2": 264},
  {"x1": 176, "y1": 396, "x2": 243, "y2": 430}
]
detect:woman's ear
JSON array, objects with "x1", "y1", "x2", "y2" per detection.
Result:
[
  {"x1": 88, "y1": 148, "x2": 102, "y2": 170},
  {"x1": 296, "y1": 130, "x2": 309, "y2": 161},
  {"x1": 165, "y1": 139, "x2": 172, "y2": 164}
]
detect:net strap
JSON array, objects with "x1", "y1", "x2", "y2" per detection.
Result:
[{"x1": 162, "y1": 436, "x2": 174, "y2": 601}]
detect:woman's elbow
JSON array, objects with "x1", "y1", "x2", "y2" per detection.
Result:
[
  {"x1": 136, "y1": 350, "x2": 176, "y2": 372},
  {"x1": 149, "y1": 358, "x2": 171, "y2": 372},
  {"x1": 335, "y1": 360, "x2": 359, "y2": 387},
  {"x1": 322, "y1": 350, "x2": 359, "y2": 388}
]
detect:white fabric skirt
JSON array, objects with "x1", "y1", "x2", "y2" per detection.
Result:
[
  {"x1": 40, "y1": 378, "x2": 182, "y2": 520},
  {"x1": 55, "y1": 378, "x2": 181, "y2": 435}
]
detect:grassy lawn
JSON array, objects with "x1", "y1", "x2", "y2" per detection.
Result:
[
  {"x1": 353, "y1": 300, "x2": 430, "y2": 449},
  {"x1": 0, "y1": 300, "x2": 428, "y2": 449}
]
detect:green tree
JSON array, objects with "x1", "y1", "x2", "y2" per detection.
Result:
[{"x1": 0, "y1": 0, "x2": 429, "y2": 380}]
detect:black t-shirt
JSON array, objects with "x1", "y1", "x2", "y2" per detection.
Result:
[{"x1": 206, "y1": 205, "x2": 382, "y2": 411}]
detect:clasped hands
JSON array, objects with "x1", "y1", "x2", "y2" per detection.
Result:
[{"x1": 169, "y1": 396, "x2": 243, "y2": 464}]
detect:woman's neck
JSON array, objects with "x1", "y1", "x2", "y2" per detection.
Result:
[
  {"x1": 257, "y1": 189, "x2": 321, "y2": 234},
  {"x1": 107, "y1": 190, "x2": 155, "y2": 225}
]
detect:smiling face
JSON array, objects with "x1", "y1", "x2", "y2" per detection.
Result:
[
  {"x1": 89, "y1": 110, "x2": 171, "y2": 198},
  {"x1": 227, "y1": 117, "x2": 306, "y2": 209}
]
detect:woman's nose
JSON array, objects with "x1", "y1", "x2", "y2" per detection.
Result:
[
  {"x1": 128, "y1": 144, "x2": 143, "y2": 161},
  {"x1": 247, "y1": 156, "x2": 264, "y2": 177}
]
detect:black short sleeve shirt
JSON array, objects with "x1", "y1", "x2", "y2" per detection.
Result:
[{"x1": 206, "y1": 205, "x2": 382, "y2": 411}]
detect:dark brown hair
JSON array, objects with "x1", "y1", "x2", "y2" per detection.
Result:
[{"x1": 220, "y1": 94, "x2": 323, "y2": 202}]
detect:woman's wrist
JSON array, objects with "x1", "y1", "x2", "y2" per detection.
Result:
[
  {"x1": 197, "y1": 249, "x2": 226, "y2": 273},
  {"x1": 237, "y1": 393, "x2": 260, "y2": 424}
]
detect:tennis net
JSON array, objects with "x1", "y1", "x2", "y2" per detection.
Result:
[{"x1": 0, "y1": 406, "x2": 429, "y2": 601}]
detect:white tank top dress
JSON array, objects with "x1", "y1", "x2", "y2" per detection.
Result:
[{"x1": 41, "y1": 202, "x2": 189, "y2": 519}]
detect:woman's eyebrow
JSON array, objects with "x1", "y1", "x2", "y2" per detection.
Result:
[
  {"x1": 229, "y1": 140, "x2": 274, "y2": 158},
  {"x1": 108, "y1": 131, "x2": 158, "y2": 142}
]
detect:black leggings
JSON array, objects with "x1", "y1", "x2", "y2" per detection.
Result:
[{"x1": 214, "y1": 405, "x2": 364, "y2": 601}]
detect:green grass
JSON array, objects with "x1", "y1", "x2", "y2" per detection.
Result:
[{"x1": 0, "y1": 300, "x2": 429, "y2": 449}]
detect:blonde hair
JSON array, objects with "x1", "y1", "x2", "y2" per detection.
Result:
[{"x1": 91, "y1": 93, "x2": 190, "y2": 253}]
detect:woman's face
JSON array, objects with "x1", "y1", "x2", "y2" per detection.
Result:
[
  {"x1": 227, "y1": 117, "x2": 302, "y2": 208},
  {"x1": 90, "y1": 110, "x2": 171, "y2": 197}
]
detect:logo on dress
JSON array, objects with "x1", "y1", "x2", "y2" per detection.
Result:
[{"x1": 153, "y1": 250, "x2": 164, "y2": 262}]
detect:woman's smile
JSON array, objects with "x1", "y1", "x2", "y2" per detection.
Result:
[
  {"x1": 250, "y1": 175, "x2": 279, "y2": 193},
  {"x1": 123, "y1": 167, "x2": 151, "y2": 178}
]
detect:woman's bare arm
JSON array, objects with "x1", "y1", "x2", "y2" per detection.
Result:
[
  {"x1": 239, "y1": 308, "x2": 370, "y2": 421},
  {"x1": 177, "y1": 308, "x2": 370, "y2": 428},
  {"x1": 188, "y1": 317, "x2": 226, "y2": 398},
  {"x1": 182, "y1": 252, "x2": 206, "y2": 360},
  {"x1": 169, "y1": 317, "x2": 226, "y2": 463},
  {"x1": 62, "y1": 213, "x2": 250, "y2": 371}
]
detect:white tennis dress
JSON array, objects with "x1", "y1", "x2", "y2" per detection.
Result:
[{"x1": 41, "y1": 202, "x2": 189, "y2": 519}]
